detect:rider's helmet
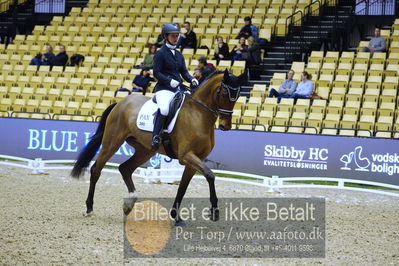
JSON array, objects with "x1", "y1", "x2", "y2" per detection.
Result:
[{"x1": 161, "y1": 23, "x2": 180, "y2": 41}]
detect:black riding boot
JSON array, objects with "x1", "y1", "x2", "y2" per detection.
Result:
[{"x1": 151, "y1": 111, "x2": 167, "y2": 151}]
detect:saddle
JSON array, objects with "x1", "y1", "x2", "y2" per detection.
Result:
[
  {"x1": 152, "y1": 90, "x2": 184, "y2": 127},
  {"x1": 137, "y1": 91, "x2": 185, "y2": 159}
]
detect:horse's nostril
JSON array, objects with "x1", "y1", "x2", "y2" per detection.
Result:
[{"x1": 219, "y1": 125, "x2": 225, "y2": 130}]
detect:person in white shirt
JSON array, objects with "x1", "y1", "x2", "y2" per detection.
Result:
[{"x1": 290, "y1": 71, "x2": 314, "y2": 103}]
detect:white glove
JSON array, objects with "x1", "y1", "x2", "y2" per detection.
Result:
[
  {"x1": 170, "y1": 79, "x2": 179, "y2": 88},
  {"x1": 191, "y1": 78, "x2": 199, "y2": 87}
]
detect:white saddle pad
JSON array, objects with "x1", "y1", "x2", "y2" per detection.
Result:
[{"x1": 136, "y1": 95, "x2": 185, "y2": 133}]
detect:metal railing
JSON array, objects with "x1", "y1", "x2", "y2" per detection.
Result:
[
  {"x1": 284, "y1": 0, "x2": 340, "y2": 62},
  {"x1": 355, "y1": 0, "x2": 395, "y2": 16}
]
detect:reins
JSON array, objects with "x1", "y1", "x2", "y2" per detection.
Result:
[{"x1": 180, "y1": 82, "x2": 237, "y2": 118}]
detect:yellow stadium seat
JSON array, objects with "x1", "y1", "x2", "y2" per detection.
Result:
[
  {"x1": 375, "y1": 116, "x2": 393, "y2": 131},
  {"x1": 287, "y1": 127, "x2": 304, "y2": 134},
  {"x1": 379, "y1": 89, "x2": 396, "y2": 103},
  {"x1": 378, "y1": 102, "x2": 396, "y2": 117},
  {"x1": 13, "y1": 98, "x2": 26, "y2": 112},
  {"x1": 277, "y1": 98, "x2": 294, "y2": 112},
  {"x1": 257, "y1": 110, "x2": 274, "y2": 125},
  {"x1": 322, "y1": 113, "x2": 340, "y2": 128},
  {"x1": 309, "y1": 99, "x2": 327, "y2": 114},
  {"x1": 324, "y1": 51, "x2": 339, "y2": 63},
  {"x1": 290, "y1": 112, "x2": 306, "y2": 126},
  {"x1": 241, "y1": 109, "x2": 257, "y2": 124},
  {"x1": 361, "y1": 101, "x2": 378, "y2": 115},
  {"x1": 357, "y1": 114, "x2": 375, "y2": 134},
  {"x1": 270, "y1": 126, "x2": 286, "y2": 133},
  {"x1": 362, "y1": 88, "x2": 380, "y2": 103},
  {"x1": 370, "y1": 52, "x2": 386, "y2": 64},
  {"x1": 262, "y1": 97, "x2": 278, "y2": 113},
  {"x1": 355, "y1": 52, "x2": 370, "y2": 64},
  {"x1": 340, "y1": 114, "x2": 358, "y2": 129},
  {"x1": 306, "y1": 113, "x2": 323, "y2": 133},
  {"x1": 321, "y1": 129, "x2": 338, "y2": 135},
  {"x1": 246, "y1": 97, "x2": 262, "y2": 111}
]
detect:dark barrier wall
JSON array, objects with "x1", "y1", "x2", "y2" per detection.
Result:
[{"x1": 1, "y1": 118, "x2": 398, "y2": 185}]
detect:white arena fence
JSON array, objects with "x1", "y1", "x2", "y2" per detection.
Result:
[{"x1": 1, "y1": 154, "x2": 399, "y2": 198}]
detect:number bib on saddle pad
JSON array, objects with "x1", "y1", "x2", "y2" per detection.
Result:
[{"x1": 136, "y1": 93, "x2": 185, "y2": 133}]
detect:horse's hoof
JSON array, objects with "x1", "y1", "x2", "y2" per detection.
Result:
[
  {"x1": 175, "y1": 219, "x2": 186, "y2": 227},
  {"x1": 209, "y1": 208, "x2": 219, "y2": 222},
  {"x1": 83, "y1": 210, "x2": 94, "y2": 217},
  {"x1": 123, "y1": 197, "x2": 137, "y2": 215}
]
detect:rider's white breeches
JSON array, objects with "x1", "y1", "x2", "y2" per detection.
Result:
[{"x1": 155, "y1": 90, "x2": 176, "y2": 116}]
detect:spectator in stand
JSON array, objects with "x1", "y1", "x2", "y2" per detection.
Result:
[
  {"x1": 290, "y1": 71, "x2": 314, "y2": 103},
  {"x1": 269, "y1": 70, "x2": 297, "y2": 103},
  {"x1": 230, "y1": 37, "x2": 247, "y2": 61},
  {"x1": 140, "y1": 44, "x2": 157, "y2": 69},
  {"x1": 180, "y1": 22, "x2": 197, "y2": 49},
  {"x1": 198, "y1": 56, "x2": 216, "y2": 70},
  {"x1": 155, "y1": 34, "x2": 164, "y2": 48},
  {"x1": 243, "y1": 36, "x2": 261, "y2": 66},
  {"x1": 213, "y1": 36, "x2": 229, "y2": 63},
  {"x1": 29, "y1": 45, "x2": 55, "y2": 67},
  {"x1": 48, "y1": 44, "x2": 68, "y2": 66},
  {"x1": 131, "y1": 67, "x2": 155, "y2": 95},
  {"x1": 198, "y1": 56, "x2": 215, "y2": 78},
  {"x1": 193, "y1": 67, "x2": 205, "y2": 85},
  {"x1": 362, "y1": 27, "x2": 386, "y2": 55},
  {"x1": 237, "y1": 16, "x2": 258, "y2": 41}
]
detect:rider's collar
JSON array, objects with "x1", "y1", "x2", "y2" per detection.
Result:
[{"x1": 166, "y1": 43, "x2": 177, "y2": 50}]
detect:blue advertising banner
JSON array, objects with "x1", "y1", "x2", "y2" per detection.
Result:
[{"x1": 0, "y1": 118, "x2": 398, "y2": 185}]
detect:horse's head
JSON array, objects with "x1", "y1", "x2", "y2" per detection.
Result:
[{"x1": 217, "y1": 69, "x2": 247, "y2": 131}]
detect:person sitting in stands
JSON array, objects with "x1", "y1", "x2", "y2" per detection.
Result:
[
  {"x1": 141, "y1": 44, "x2": 157, "y2": 69},
  {"x1": 213, "y1": 36, "x2": 229, "y2": 63},
  {"x1": 290, "y1": 71, "x2": 314, "y2": 103},
  {"x1": 155, "y1": 34, "x2": 164, "y2": 48},
  {"x1": 29, "y1": 45, "x2": 55, "y2": 66},
  {"x1": 132, "y1": 67, "x2": 155, "y2": 95},
  {"x1": 180, "y1": 22, "x2": 197, "y2": 49},
  {"x1": 362, "y1": 27, "x2": 386, "y2": 55},
  {"x1": 243, "y1": 36, "x2": 261, "y2": 66},
  {"x1": 193, "y1": 67, "x2": 205, "y2": 85},
  {"x1": 198, "y1": 56, "x2": 215, "y2": 78},
  {"x1": 269, "y1": 70, "x2": 297, "y2": 103},
  {"x1": 230, "y1": 37, "x2": 247, "y2": 61},
  {"x1": 237, "y1": 16, "x2": 258, "y2": 41},
  {"x1": 48, "y1": 44, "x2": 68, "y2": 66}
]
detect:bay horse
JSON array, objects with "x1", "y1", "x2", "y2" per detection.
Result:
[{"x1": 71, "y1": 69, "x2": 246, "y2": 225}]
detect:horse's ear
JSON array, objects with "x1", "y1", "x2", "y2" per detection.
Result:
[
  {"x1": 238, "y1": 72, "x2": 247, "y2": 86},
  {"x1": 223, "y1": 69, "x2": 229, "y2": 80}
]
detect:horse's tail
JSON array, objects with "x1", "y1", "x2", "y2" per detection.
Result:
[{"x1": 71, "y1": 103, "x2": 117, "y2": 178}]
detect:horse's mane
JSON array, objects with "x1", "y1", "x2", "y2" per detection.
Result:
[{"x1": 192, "y1": 70, "x2": 224, "y2": 95}]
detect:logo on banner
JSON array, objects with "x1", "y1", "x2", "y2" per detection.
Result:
[
  {"x1": 340, "y1": 146, "x2": 370, "y2": 171},
  {"x1": 263, "y1": 145, "x2": 329, "y2": 171},
  {"x1": 339, "y1": 146, "x2": 399, "y2": 176}
]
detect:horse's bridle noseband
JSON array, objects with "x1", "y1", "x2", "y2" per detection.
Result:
[{"x1": 184, "y1": 81, "x2": 240, "y2": 118}]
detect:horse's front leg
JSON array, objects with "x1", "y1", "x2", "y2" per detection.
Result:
[
  {"x1": 171, "y1": 166, "x2": 196, "y2": 226},
  {"x1": 180, "y1": 152, "x2": 219, "y2": 222}
]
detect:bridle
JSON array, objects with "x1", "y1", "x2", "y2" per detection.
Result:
[{"x1": 183, "y1": 81, "x2": 240, "y2": 118}]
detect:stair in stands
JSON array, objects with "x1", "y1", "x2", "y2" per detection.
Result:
[{"x1": 245, "y1": 0, "x2": 355, "y2": 94}]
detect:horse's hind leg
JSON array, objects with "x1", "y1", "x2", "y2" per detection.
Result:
[
  {"x1": 119, "y1": 142, "x2": 155, "y2": 215},
  {"x1": 86, "y1": 134, "x2": 126, "y2": 215}
]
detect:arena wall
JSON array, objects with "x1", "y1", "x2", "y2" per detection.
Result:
[{"x1": 1, "y1": 118, "x2": 398, "y2": 185}]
